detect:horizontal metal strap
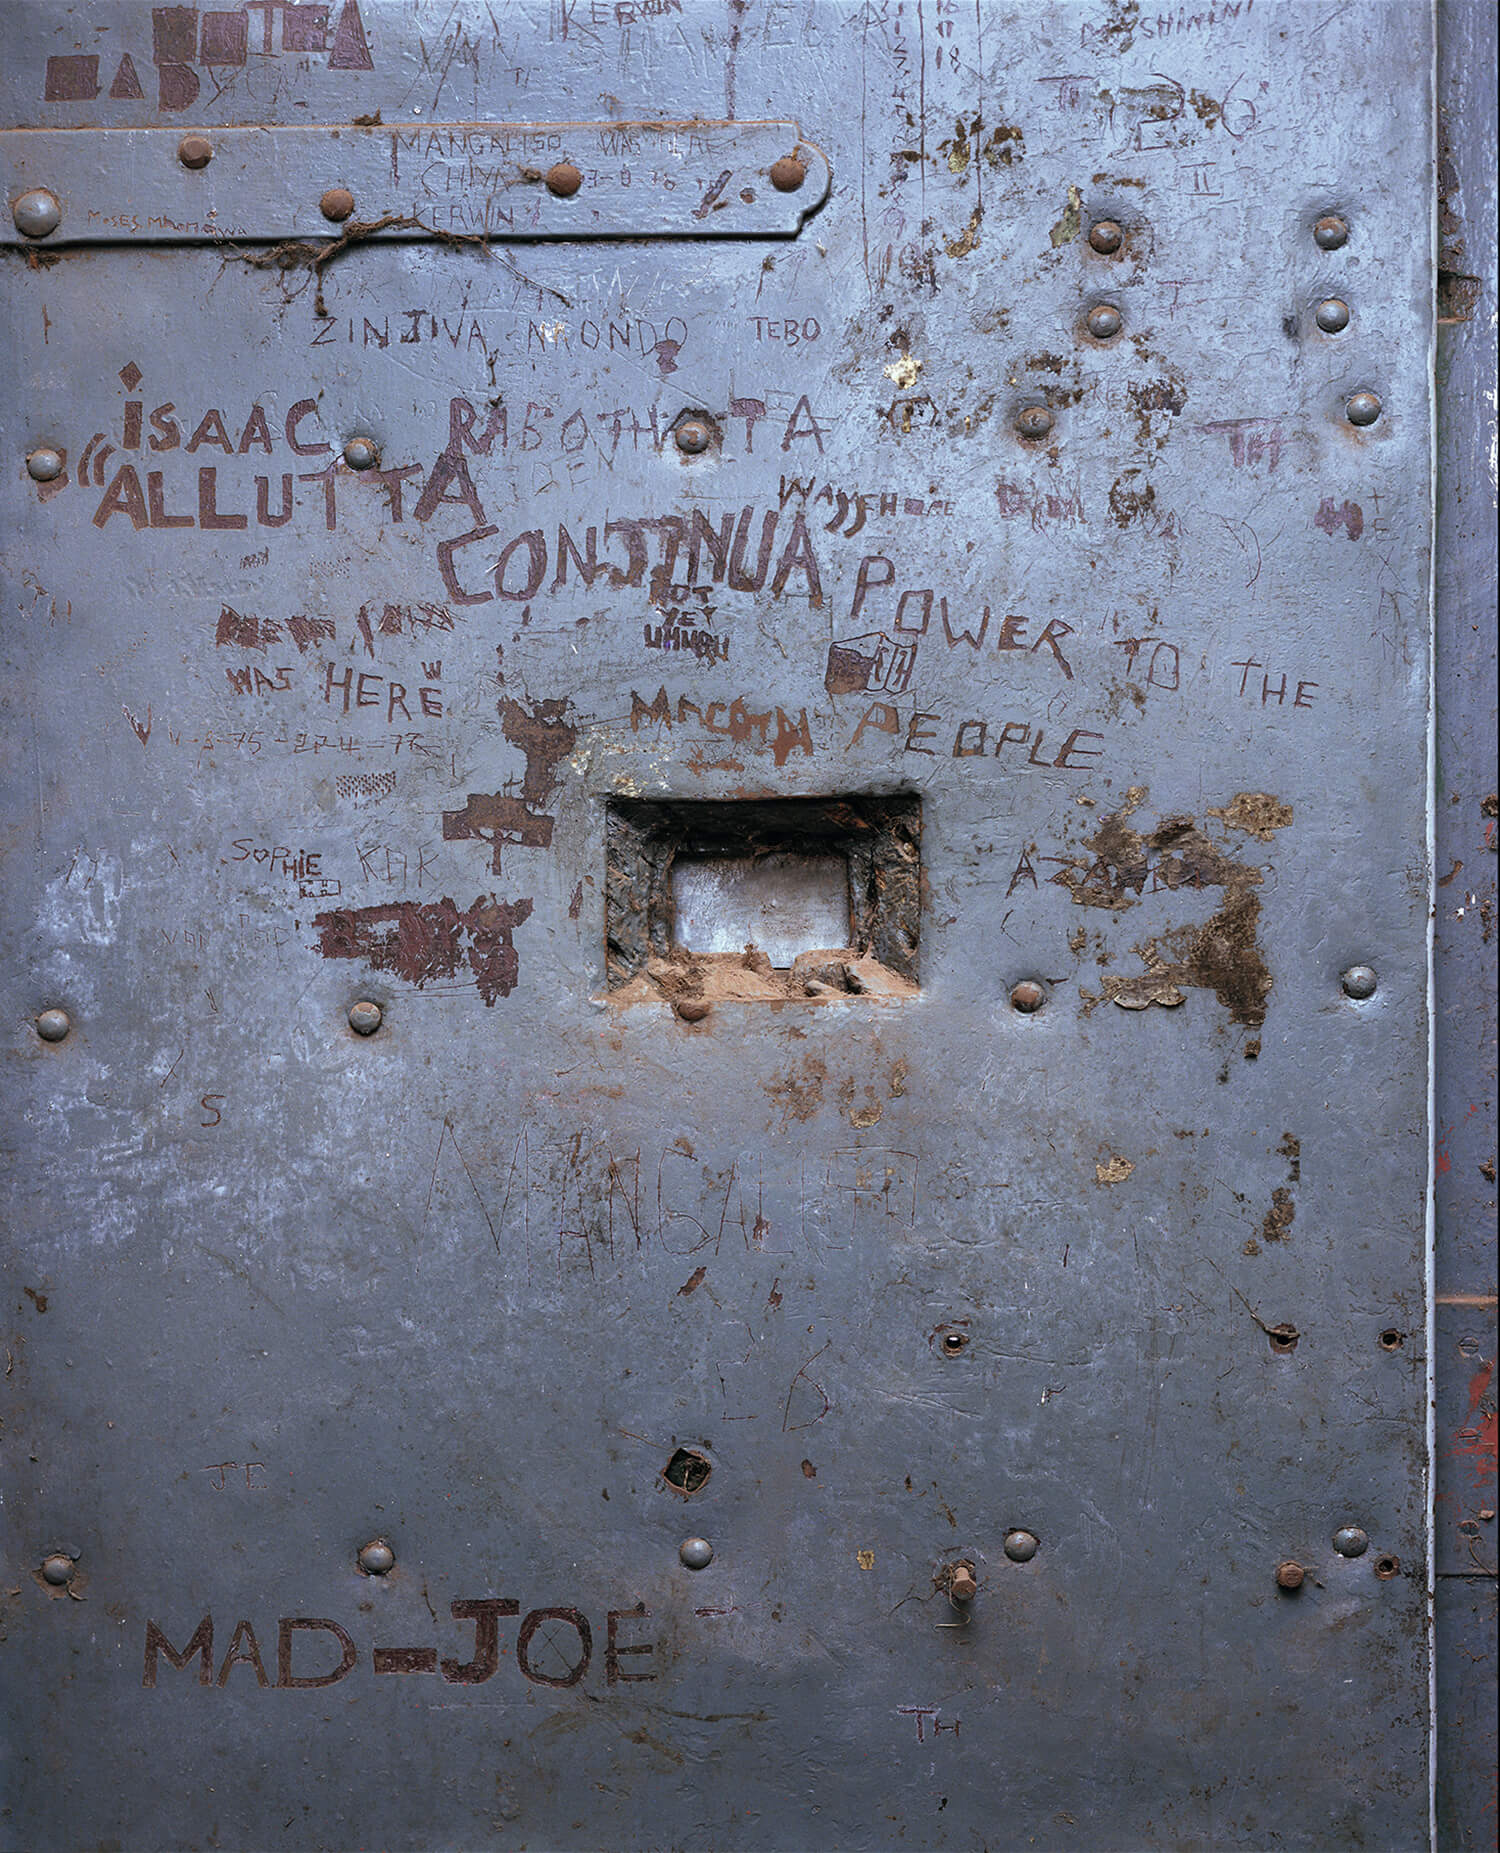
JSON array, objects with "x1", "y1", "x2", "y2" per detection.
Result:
[{"x1": 1, "y1": 119, "x2": 830, "y2": 244}]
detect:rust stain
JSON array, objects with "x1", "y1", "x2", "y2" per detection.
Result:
[
  {"x1": 764, "y1": 1057, "x2": 827, "y2": 1124},
  {"x1": 1260, "y1": 1187, "x2": 1296, "y2": 1243},
  {"x1": 1453, "y1": 1362, "x2": 1498, "y2": 1487},
  {"x1": 677, "y1": 1266, "x2": 707, "y2": 1297}
]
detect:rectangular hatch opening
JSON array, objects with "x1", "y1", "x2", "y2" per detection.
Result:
[{"x1": 606, "y1": 795, "x2": 921, "y2": 1005}]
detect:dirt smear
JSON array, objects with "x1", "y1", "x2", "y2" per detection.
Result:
[{"x1": 1056, "y1": 789, "x2": 1291, "y2": 1028}]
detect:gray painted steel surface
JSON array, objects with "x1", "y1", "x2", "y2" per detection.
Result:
[{"x1": 1, "y1": 3, "x2": 1447, "y2": 1847}]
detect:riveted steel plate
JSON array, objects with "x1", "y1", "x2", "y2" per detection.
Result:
[
  {"x1": 0, "y1": 121, "x2": 834, "y2": 243},
  {"x1": 1, "y1": 3, "x2": 1436, "y2": 1849}
]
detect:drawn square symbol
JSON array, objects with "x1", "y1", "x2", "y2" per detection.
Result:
[{"x1": 200, "y1": 10, "x2": 249, "y2": 64}]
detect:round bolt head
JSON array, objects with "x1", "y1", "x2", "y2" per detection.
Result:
[
  {"x1": 1085, "y1": 302, "x2": 1123, "y2": 341},
  {"x1": 546, "y1": 161, "x2": 583, "y2": 199},
  {"x1": 948, "y1": 1564, "x2": 978, "y2": 1603},
  {"x1": 1010, "y1": 979, "x2": 1047, "y2": 1014},
  {"x1": 1332, "y1": 1525, "x2": 1369, "y2": 1558},
  {"x1": 358, "y1": 1538, "x2": 395, "y2": 1575},
  {"x1": 679, "y1": 1536, "x2": 714, "y2": 1570},
  {"x1": 35, "y1": 1007, "x2": 71, "y2": 1043},
  {"x1": 1314, "y1": 214, "x2": 1349, "y2": 250},
  {"x1": 13, "y1": 189, "x2": 61, "y2": 239},
  {"x1": 348, "y1": 999, "x2": 383, "y2": 1035},
  {"x1": 41, "y1": 1552, "x2": 75, "y2": 1586},
  {"x1": 1003, "y1": 1529, "x2": 1039, "y2": 1562},
  {"x1": 1345, "y1": 391, "x2": 1382, "y2": 428},
  {"x1": 769, "y1": 154, "x2": 807, "y2": 193},
  {"x1": 1315, "y1": 297, "x2": 1350, "y2": 334},
  {"x1": 1015, "y1": 405, "x2": 1054, "y2": 442},
  {"x1": 1341, "y1": 963, "x2": 1378, "y2": 1000},
  {"x1": 27, "y1": 447, "x2": 64, "y2": 483},
  {"x1": 320, "y1": 186, "x2": 356, "y2": 223},
  {"x1": 1275, "y1": 1559, "x2": 1305, "y2": 1590},
  {"x1": 343, "y1": 436, "x2": 380, "y2": 471},
  {"x1": 674, "y1": 418, "x2": 713, "y2": 456},
  {"x1": 1087, "y1": 218, "x2": 1123, "y2": 254},
  {"x1": 178, "y1": 135, "x2": 213, "y2": 170}
]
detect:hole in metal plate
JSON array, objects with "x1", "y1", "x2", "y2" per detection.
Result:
[{"x1": 671, "y1": 853, "x2": 849, "y2": 968}]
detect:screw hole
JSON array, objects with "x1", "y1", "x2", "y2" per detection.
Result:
[
  {"x1": 941, "y1": 1331, "x2": 969, "y2": 1356},
  {"x1": 662, "y1": 1447, "x2": 712, "y2": 1495},
  {"x1": 1374, "y1": 1554, "x2": 1400, "y2": 1580},
  {"x1": 1379, "y1": 1328, "x2": 1404, "y2": 1351},
  {"x1": 1267, "y1": 1323, "x2": 1299, "y2": 1353}
]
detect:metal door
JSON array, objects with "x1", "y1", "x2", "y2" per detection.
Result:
[{"x1": 2, "y1": 3, "x2": 1444, "y2": 1846}]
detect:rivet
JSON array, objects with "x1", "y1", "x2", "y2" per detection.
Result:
[
  {"x1": 1315, "y1": 297, "x2": 1350, "y2": 334},
  {"x1": 177, "y1": 135, "x2": 213, "y2": 170},
  {"x1": 1275, "y1": 1559, "x2": 1305, "y2": 1590},
  {"x1": 1341, "y1": 964, "x2": 1377, "y2": 999},
  {"x1": 1332, "y1": 1526, "x2": 1369, "y2": 1557},
  {"x1": 348, "y1": 999, "x2": 383, "y2": 1035},
  {"x1": 1015, "y1": 405, "x2": 1054, "y2": 442},
  {"x1": 546, "y1": 162, "x2": 583, "y2": 199},
  {"x1": 1085, "y1": 302, "x2": 1123, "y2": 341},
  {"x1": 769, "y1": 154, "x2": 807, "y2": 193},
  {"x1": 1003, "y1": 1529, "x2": 1039, "y2": 1562},
  {"x1": 26, "y1": 448, "x2": 64, "y2": 483},
  {"x1": 940, "y1": 1331, "x2": 969, "y2": 1356},
  {"x1": 674, "y1": 997, "x2": 711, "y2": 1021},
  {"x1": 40, "y1": 1553, "x2": 75, "y2": 1586},
  {"x1": 1087, "y1": 219, "x2": 1123, "y2": 254},
  {"x1": 679, "y1": 1536, "x2": 714, "y2": 1570},
  {"x1": 673, "y1": 418, "x2": 713, "y2": 456},
  {"x1": 1374, "y1": 1553, "x2": 1400, "y2": 1580},
  {"x1": 1314, "y1": 214, "x2": 1349, "y2": 250},
  {"x1": 320, "y1": 186, "x2": 356, "y2": 223},
  {"x1": 35, "y1": 1008, "x2": 71, "y2": 1043},
  {"x1": 948, "y1": 1563, "x2": 978, "y2": 1603},
  {"x1": 343, "y1": 436, "x2": 380, "y2": 471},
  {"x1": 12, "y1": 189, "x2": 62, "y2": 239},
  {"x1": 1010, "y1": 979, "x2": 1046, "y2": 1014},
  {"x1": 1345, "y1": 391, "x2": 1382, "y2": 428},
  {"x1": 358, "y1": 1538, "x2": 395, "y2": 1575}
]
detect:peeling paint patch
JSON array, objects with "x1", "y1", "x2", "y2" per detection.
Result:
[
  {"x1": 1049, "y1": 183, "x2": 1083, "y2": 247},
  {"x1": 1096, "y1": 1155, "x2": 1135, "y2": 1184},
  {"x1": 884, "y1": 350, "x2": 922, "y2": 388},
  {"x1": 944, "y1": 204, "x2": 982, "y2": 259},
  {"x1": 1055, "y1": 791, "x2": 1292, "y2": 1028},
  {"x1": 1208, "y1": 792, "x2": 1295, "y2": 841}
]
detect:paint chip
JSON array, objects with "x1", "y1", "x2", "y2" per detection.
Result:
[
  {"x1": 1096, "y1": 1155, "x2": 1135, "y2": 1185},
  {"x1": 856, "y1": 1549, "x2": 875, "y2": 1570}
]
